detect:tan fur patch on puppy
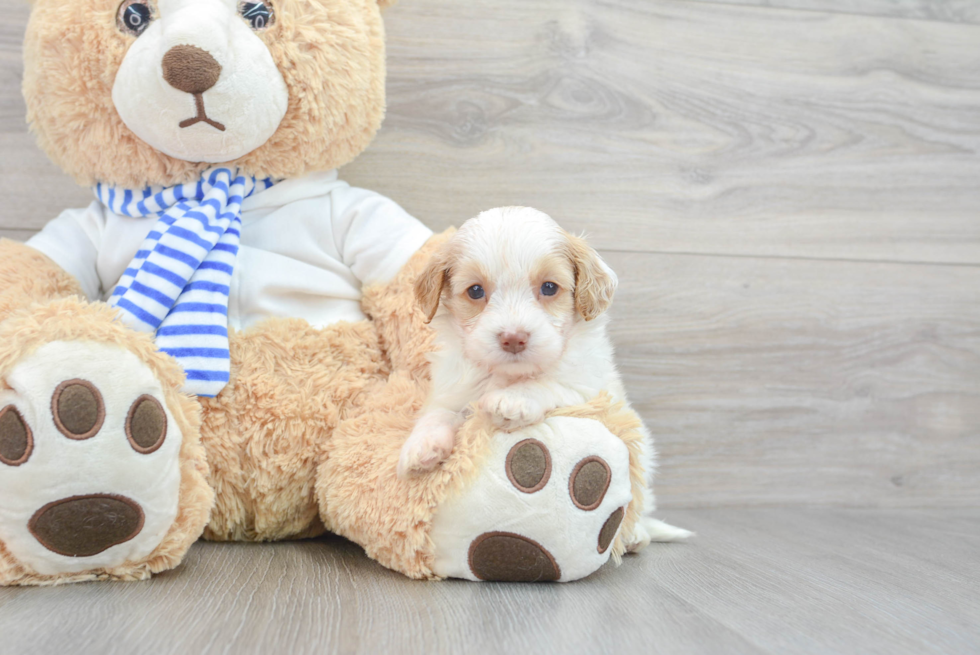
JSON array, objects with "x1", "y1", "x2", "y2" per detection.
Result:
[
  {"x1": 530, "y1": 252, "x2": 576, "y2": 319},
  {"x1": 564, "y1": 234, "x2": 616, "y2": 321}
]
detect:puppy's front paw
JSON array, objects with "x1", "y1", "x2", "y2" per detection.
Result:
[
  {"x1": 479, "y1": 390, "x2": 544, "y2": 431},
  {"x1": 397, "y1": 420, "x2": 456, "y2": 479}
]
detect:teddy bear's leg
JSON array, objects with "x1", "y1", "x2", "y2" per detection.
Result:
[
  {"x1": 0, "y1": 241, "x2": 212, "y2": 586},
  {"x1": 320, "y1": 381, "x2": 651, "y2": 582},
  {"x1": 199, "y1": 317, "x2": 387, "y2": 543},
  {"x1": 428, "y1": 416, "x2": 635, "y2": 582}
]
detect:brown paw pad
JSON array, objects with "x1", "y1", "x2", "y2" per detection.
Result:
[
  {"x1": 51, "y1": 379, "x2": 105, "y2": 440},
  {"x1": 598, "y1": 507, "x2": 625, "y2": 554},
  {"x1": 126, "y1": 395, "x2": 167, "y2": 454},
  {"x1": 569, "y1": 456, "x2": 611, "y2": 510},
  {"x1": 505, "y1": 438, "x2": 551, "y2": 493},
  {"x1": 0, "y1": 406, "x2": 33, "y2": 466},
  {"x1": 28, "y1": 494, "x2": 145, "y2": 558},
  {"x1": 468, "y1": 532, "x2": 561, "y2": 582}
]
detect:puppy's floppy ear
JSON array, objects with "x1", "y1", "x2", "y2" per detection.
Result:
[
  {"x1": 565, "y1": 233, "x2": 618, "y2": 321},
  {"x1": 415, "y1": 247, "x2": 450, "y2": 323}
]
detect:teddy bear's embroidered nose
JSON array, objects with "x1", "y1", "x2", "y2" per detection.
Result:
[
  {"x1": 161, "y1": 44, "x2": 227, "y2": 131},
  {"x1": 162, "y1": 44, "x2": 222, "y2": 95}
]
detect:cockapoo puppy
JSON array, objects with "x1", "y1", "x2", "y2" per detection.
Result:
[{"x1": 398, "y1": 207, "x2": 690, "y2": 547}]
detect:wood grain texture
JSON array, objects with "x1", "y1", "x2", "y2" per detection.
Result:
[
  {"x1": 0, "y1": 508, "x2": 976, "y2": 655},
  {"x1": 341, "y1": 0, "x2": 980, "y2": 264},
  {"x1": 605, "y1": 250, "x2": 980, "y2": 508},
  {"x1": 687, "y1": 0, "x2": 980, "y2": 24}
]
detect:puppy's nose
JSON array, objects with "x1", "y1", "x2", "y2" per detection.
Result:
[
  {"x1": 498, "y1": 331, "x2": 529, "y2": 354},
  {"x1": 162, "y1": 45, "x2": 222, "y2": 95}
]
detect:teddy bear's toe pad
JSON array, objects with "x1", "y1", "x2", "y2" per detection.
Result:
[
  {"x1": 598, "y1": 507, "x2": 625, "y2": 554},
  {"x1": 51, "y1": 379, "x2": 105, "y2": 439},
  {"x1": 0, "y1": 406, "x2": 32, "y2": 466},
  {"x1": 430, "y1": 416, "x2": 632, "y2": 582},
  {"x1": 0, "y1": 341, "x2": 183, "y2": 576},
  {"x1": 569, "y1": 456, "x2": 611, "y2": 510},
  {"x1": 505, "y1": 438, "x2": 552, "y2": 492}
]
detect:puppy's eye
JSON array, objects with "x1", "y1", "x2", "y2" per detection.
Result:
[
  {"x1": 116, "y1": 0, "x2": 153, "y2": 36},
  {"x1": 240, "y1": 1, "x2": 275, "y2": 30},
  {"x1": 466, "y1": 285, "x2": 485, "y2": 300},
  {"x1": 540, "y1": 282, "x2": 559, "y2": 297}
]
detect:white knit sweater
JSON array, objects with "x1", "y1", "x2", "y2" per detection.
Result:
[{"x1": 27, "y1": 170, "x2": 433, "y2": 332}]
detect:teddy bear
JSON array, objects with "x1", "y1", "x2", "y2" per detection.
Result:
[{"x1": 0, "y1": 0, "x2": 677, "y2": 586}]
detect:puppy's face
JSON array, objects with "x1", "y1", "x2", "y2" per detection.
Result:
[{"x1": 416, "y1": 207, "x2": 618, "y2": 378}]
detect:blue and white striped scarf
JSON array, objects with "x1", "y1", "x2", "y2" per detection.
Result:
[{"x1": 96, "y1": 167, "x2": 273, "y2": 397}]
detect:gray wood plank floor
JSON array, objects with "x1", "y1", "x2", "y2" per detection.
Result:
[
  {"x1": 0, "y1": 508, "x2": 976, "y2": 655},
  {"x1": 349, "y1": 0, "x2": 980, "y2": 263}
]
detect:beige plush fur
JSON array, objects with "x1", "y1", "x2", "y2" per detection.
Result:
[
  {"x1": 0, "y1": 240, "x2": 83, "y2": 322},
  {"x1": 200, "y1": 317, "x2": 387, "y2": 542},
  {"x1": 23, "y1": 0, "x2": 389, "y2": 188}
]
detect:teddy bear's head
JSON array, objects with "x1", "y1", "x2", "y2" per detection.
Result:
[{"x1": 23, "y1": 0, "x2": 396, "y2": 188}]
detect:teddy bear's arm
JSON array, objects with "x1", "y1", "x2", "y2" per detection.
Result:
[
  {"x1": 0, "y1": 239, "x2": 85, "y2": 324},
  {"x1": 23, "y1": 202, "x2": 108, "y2": 303},
  {"x1": 331, "y1": 186, "x2": 433, "y2": 288}
]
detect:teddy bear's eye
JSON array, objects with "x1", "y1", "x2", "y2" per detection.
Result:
[
  {"x1": 116, "y1": 0, "x2": 153, "y2": 37},
  {"x1": 240, "y1": 1, "x2": 274, "y2": 30}
]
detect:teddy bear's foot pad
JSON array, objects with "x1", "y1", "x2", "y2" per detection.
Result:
[
  {"x1": 468, "y1": 532, "x2": 561, "y2": 582},
  {"x1": 430, "y1": 416, "x2": 632, "y2": 582},
  {"x1": 28, "y1": 494, "x2": 145, "y2": 558},
  {"x1": 0, "y1": 341, "x2": 182, "y2": 576}
]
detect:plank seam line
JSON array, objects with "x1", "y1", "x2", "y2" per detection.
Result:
[
  {"x1": 677, "y1": 0, "x2": 980, "y2": 29},
  {"x1": 599, "y1": 248, "x2": 980, "y2": 269}
]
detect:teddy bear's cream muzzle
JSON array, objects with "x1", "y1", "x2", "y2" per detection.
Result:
[{"x1": 111, "y1": 0, "x2": 288, "y2": 164}]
